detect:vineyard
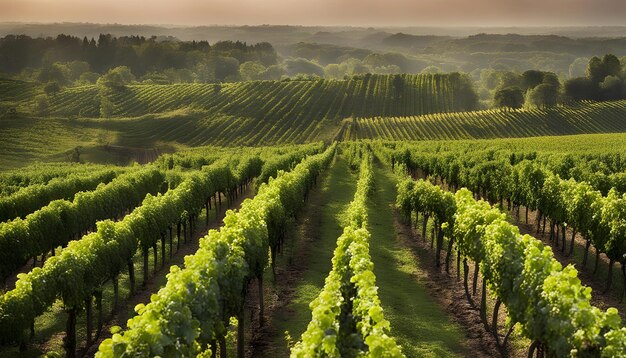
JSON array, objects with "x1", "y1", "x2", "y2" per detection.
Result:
[
  {"x1": 344, "y1": 100, "x2": 626, "y2": 141},
  {"x1": 3, "y1": 79, "x2": 626, "y2": 171},
  {"x1": 0, "y1": 136, "x2": 624, "y2": 358},
  {"x1": 2, "y1": 74, "x2": 477, "y2": 119},
  {"x1": 3, "y1": 64, "x2": 626, "y2": 357}
]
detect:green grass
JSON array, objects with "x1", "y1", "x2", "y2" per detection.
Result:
[
  {"x1": 258, "y1": 156, "x2": 357, "y2": 357},
  {"x1": 0, "y1": 111, "x2": 332, "y2": 171},
  {"x1": 367, "y1": 162, "x2": 467, "y2": 357}
]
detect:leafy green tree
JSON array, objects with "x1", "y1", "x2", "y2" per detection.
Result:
[
  {"x1": 587, "y1": 54, "x2": 622, "y2": 84},
  {"x1": 493, "y1": 86, "x2": 524, "y2": 110},
  {"x1": 421, "y1": 65, "x2": 442, "y2": 74},
  {"x1": 499, "y1": 72, "x2": 522, "y2": 89},
  {"x1": 564, "y1": 77, "x2": 598, "y2": 101},
  {"x1": 526, "y1": 84, "x2": 558, "y2": 108},
  {"x1": 77, "y1": 72, "x2": 100, "y2": 85},
  {"x1": 211, "y1": 56, "x2": 240, "y2": 82},
  {"x1": 284, "y1": 58, "x2": 324, "y2": 77},
  {"x1": 542, "y1": 72, "x2": 560, "y2": 89},
  {"x1": 65, "y1": 61, "x2": 90, "y2": 81},
  {"x1": 239, "y1": 61, "x2": 265, "y2": 81},
  {"x1": 600, "y1": 75, "x2": 625, "y2": 100},
  {"x1": 586, "y1": 56, "x2": 605, "y2": 83},
  {"x1": 603, "y1": 54, "x2": 622, "y2": 78},
  {"x1": 324, "y1": 64, "x2": 344, "y2": 79},
  {"x1": 97, "y1": 66, "x2": 135, "y2": 89},
  {"x1": 36, "y1": 63, "x2": 69, "y2": 85},
  {"x1": 521, "y1": 70, "x2": 544, "y2": 91},
  {"x1": 479, "y1": 69, "x2": 504, "y2": 91},
  {"x1": 259, "y1": 65, "x2": 286, "y2": 80}
]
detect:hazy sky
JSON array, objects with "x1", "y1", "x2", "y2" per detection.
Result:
[{"x1": 2, "y1": 0, "x2": 626, "y2": 27}]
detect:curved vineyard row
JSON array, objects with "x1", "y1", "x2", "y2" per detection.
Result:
[
  {"x1": 95, "y1": 145, "x2": 335, "y2": 357},
  {"x1": 0, "y1": 168, "x2": 122, "y2": 222},
  {"x1": 383, "y1": 140, "x2": 626, "y2": 298},
  {"x1": 0, "y1": 155, "x2": 261, "y2": 351},
  {"x1": 379, "y1": 139, "x2": 626, "y2": 195},
  {"x1": 397, "y1": 177, "x2": 626, "y2": 356},
  {"x1": 0, "y1": 163, "x2": 122, "y2": 196},
  {"x1": 36, "y1": 74, "x2": 476, "y2": 119},
  {"x1": 0, "y1": 79, "x2": 38, "y2": 113},
  {"x1": 0, "y1": 168, "x2": 165, "y2": 283},
  {"x1": 346, "y1": 100, "x2": 626, "y2": 141}
]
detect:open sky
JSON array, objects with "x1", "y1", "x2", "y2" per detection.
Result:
[{"x1": 1, "y1": 0, "x2": 626, "y2": 26}]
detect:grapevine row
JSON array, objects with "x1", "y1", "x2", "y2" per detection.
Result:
[
  {"x1": 0, "y1": 168, "x2": 122, "y2": 222},
  {"x1": 0, "y1": 162, "x2": 121, "y2": 196},
  {"x1": 292, "y1": 151, "x2": 403, "y2": 357},
  {"x1": 96, "y1": 145, "x2": 335, "y2": 357},
  {"x1": 0, "y1": 168, "x2": 165, "y2": 284},
  {"x1": 0, "y1": 156, "x2": 262, "y2": 351},
  {"x1": 386, "y1": 143, "x2": 626, "y2": 298},
  {"x1": 347, "y1": 100, "x2": 626, "y2": 141},
  {"x1": 396, "y1": 177, "x2": 626, "y2": 356}
]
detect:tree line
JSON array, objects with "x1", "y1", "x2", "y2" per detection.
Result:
[
  {"x1": 0, "y1": 34, "x2": 278, "y2": 84},
  {"x1": 490, "y1": 55, "x2": 626, "y2": 110}
]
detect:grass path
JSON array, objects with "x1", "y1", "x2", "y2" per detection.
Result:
[
  {"x1": 367, "y1": 162, "x2": 468, "y2": 357},
  {"x1": 251, "y1": 156, "x2": 357, "y2": 357}
]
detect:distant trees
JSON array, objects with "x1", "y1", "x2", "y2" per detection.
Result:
[
  {"x1": 587, "y1": 54, "x2": 621, "y2": 83},
  {"x1": 210, "y1": 56, "x2": 240, "y2": 81},
  {"x1": 490, "y1": 69, "x2": 560, "y2": 109},
  {"x1": 487, "y1": 54, "x2": 626, "y2": 107},
  {"x1": 526, "y1": 84, "x2": 558, "y2": 108},
  {"x1": 323, "y1": 64, "x2": 343, "y2": 79},
  {"x1": 97, "y1": 66, "x2": 135, "y2": 90},
  {"x1": 36, "y1": 63, "x2": 70, "y2": 86},
  {"x1": 494, "y1": 86, "x2": 524, "y2": 109},
  {"x1": 600, "y1": 75, "x2": 625, "y2": 100},
  {"x1": 521, "y1": 70, "x2": 544, "y2": 91},
  {"x1": 569, "y1": 57, "x2": 589, "y2": 78},
  {"x1": 239, "y1": 61, "x2": 265, "y2": 81},
  {"x1": 77, "y1": 72, "x2": 100, "y2": 85},
  {"x1": 421, "y1": 65, "x2": 442, "y2": 74},
  {"x1": 259, "y1": 65, "x2": 285, "y2": 80},
  {"x1": 563, "y1": 77, "x2": 596, "y2": 101},
  {"x1": 564, "y1": 54, "x2": 626, "y2": 102},
  {"x1": 283, "y1": 58, "x2": 324, "y2": 77},
  {"x1": 0, "y1": 34, "x2": 278, "y2": 84},
  {"x1": 43, "y1": 82, "x2": 61, "y2": 96}
]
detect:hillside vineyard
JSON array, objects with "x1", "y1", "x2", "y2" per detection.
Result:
[{"x1": 3, "y1": 62, "x2": 626, "y2": 357}]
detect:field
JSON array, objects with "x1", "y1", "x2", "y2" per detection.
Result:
[
  {"x1": 2, "y1": 71, "x2": 626, "y2": 358},
  {"x1": 3, "y1": 74, "x2": 626, "y2": 171}
]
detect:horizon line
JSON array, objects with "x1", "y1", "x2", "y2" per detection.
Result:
[{"x1": 2, "y1": 21, "x2": 626, "y2": 29}]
